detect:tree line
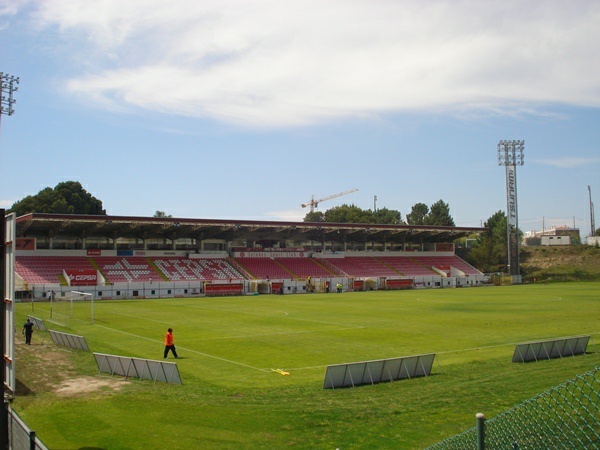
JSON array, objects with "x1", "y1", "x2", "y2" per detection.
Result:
[
  {"x1": 7, "y1": 181, "x2": 106, "y2": 216},
  {"x1": 303, "y1": 199, "x2": 455, "y2": 226},
  {"x1": 7, "y1": 181, "x2": 173, "y2": 219}
]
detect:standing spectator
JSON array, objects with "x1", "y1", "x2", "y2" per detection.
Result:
[
  {"x1": 22, "y1": 318, "x2": 34, "y2": 345},
  {"x1": 164, "y1": 328, "x2": 179, "y2": 359}
]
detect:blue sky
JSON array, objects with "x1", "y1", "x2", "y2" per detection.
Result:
[{"x1": 1, "y1": 0, "x2": 599, "y2": 236}]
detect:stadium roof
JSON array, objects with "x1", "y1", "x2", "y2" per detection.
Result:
[{"x1": 14, "y1": 213, "x2": 485, "y2": 244}]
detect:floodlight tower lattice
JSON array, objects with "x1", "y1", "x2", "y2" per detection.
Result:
[{"x1": 498, "y1": 140, "x2": 524, "y2": 277}]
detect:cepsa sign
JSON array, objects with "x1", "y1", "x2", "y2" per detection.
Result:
[{"x1": 65, "y1": 270, "x2": 98, "y2": 286}]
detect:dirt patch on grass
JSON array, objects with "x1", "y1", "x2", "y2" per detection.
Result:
[
  {"x1": 55, "y1": 376, "x2": 128, "y2": 397},
  {"x1": 15, "y1": 337, "x2": 129, "y2": 397}
]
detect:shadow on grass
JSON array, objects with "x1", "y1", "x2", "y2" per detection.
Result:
[{"x1": 15, "y1": 378, "x2": 34, "y2": 396}]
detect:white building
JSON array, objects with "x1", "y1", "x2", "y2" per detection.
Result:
[{"x1": 523, "y1": 225, "x2": 580, "y2": 246}]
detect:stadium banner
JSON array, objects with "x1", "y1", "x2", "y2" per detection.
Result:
[
  {"x1": 134, "y1": 250, "x2": 180, "y2": 257},
  {"x1": 235, "y1": 250, "x2": 306, "y2": 258},
  {"x1": 15, "y1": 237, "x2": 36, "y2": 251},
  {"x1": 64, "y1": 269, "x2": 99, "y2": 286},
  {"x1": 385, "y1": 279, "x2": 413, "y2": 289},
  {"x1": 204, "y1": 282, "x2": 244, "y2": 296},
  {"x1": 505, "y1": 165, "x2": 517, "y2": 227},
  {"x1": 86, "y1": 249, "x2": 101, "y2": 256}
]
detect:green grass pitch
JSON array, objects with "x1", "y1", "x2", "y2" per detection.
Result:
[{"x1": 13, "y1": 282, "x2": 600, "y2": 449}]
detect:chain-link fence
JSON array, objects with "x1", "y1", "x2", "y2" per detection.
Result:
[{"x1": 426, "y1": 365, "x2": 600, "y2": 449}]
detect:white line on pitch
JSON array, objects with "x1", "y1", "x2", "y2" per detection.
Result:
[
  {"x1": 195, "y1": 326, "x2": 364, "y2": 341},
  {"x1": 183, "y1": 303, "x2": 365, "y2": 328},
  {"x1": 104, "y1": 310, "x2": 173, "y2": 325},
  {"x1": 93, "y1": 324, "x2": 268, "y2": 372},
  {"x1": 281, "y1": 364, "x2": 327, "y2": 371},
  {"x1": 173, "y1": 347, "x2": 269, "y2": 372}
]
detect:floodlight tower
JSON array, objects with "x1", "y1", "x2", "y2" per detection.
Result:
[{"x1": 498, "y1": 140, "x2": 524, "y2": 277}]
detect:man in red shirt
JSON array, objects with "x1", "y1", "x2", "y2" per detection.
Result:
[{"x1": 164, "y1": 327, "x2": 179, "y2": 359}]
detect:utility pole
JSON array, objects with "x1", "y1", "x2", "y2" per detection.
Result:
[
  {"x1": 589, "y1": 185, "x2": 595, "y2": 237},
  {"x1": 0, "y1": 71, "x2": 19, "y2": 449}
]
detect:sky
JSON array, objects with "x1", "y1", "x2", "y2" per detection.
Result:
[{"x1": 1, "y1": 0, "x2": 599, "y2": 237}]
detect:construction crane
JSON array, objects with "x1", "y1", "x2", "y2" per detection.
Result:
[{"x1": 301, "y1": 188, "x2": 359, "y2": 213}]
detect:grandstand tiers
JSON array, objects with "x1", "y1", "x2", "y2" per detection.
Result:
[
  {"x1": 16, "y1": 256, "x2": 94, "y2": 284},
  {"x1": 12, "y1": 213, "x2": 487, "y2": 297},
  {"x1": 152, "y1": 257, "x2": 244, "y2": 281},
  {"x1": 15, "y1": 252, "x2": 482, "y2": 285}
]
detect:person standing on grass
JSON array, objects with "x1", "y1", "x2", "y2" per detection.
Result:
[
  {"x1": 164, "y1": 327, "x2": 179, "y2": 359},
  {"x1": 22, "y1": 318, "x2": 34, "y2": 345}
]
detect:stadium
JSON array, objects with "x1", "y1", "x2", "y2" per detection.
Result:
[
  {"x1": 6, "y1": 212, "x2": 599, "y2": 449},
  {"x1": 2, "y1": 2, "x2": 599, "y2": 447},
  {"x1": 13, "y1": 212, "x2": 488, "y2": 300}
]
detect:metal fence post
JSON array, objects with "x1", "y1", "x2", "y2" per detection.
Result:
[
  {"x1": 476, "y1": 413, "x2": 485, "y2": 450},
  {"x1": 29, "y1": 430, "x2": 36, "y2": 450}
]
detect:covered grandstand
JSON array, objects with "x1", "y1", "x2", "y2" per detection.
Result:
[{"x1": 14, "y1": 213, "x2": 487, "y2": 299}]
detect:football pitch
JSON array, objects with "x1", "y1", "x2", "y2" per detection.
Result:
[{"x1": 14, "y1": 282, "x2": 600, "y2": 449}]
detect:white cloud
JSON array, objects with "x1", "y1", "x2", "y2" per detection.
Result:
[
  {"x1": 534, "y1": 157, "x2": 600, "y2": 168},
  {"x1": 23, "y1": 0, "x2": 600, "y2": 127},
  {"x1": 0, "y1": 0, "x2": 23, "y2": 30},
  {"x1": 0, "y1": 0, "x2": 22, "y2": 16}
]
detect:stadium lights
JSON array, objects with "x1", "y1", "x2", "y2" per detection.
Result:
[
  {"x1": 498, "y1": 140, "x2": 525, "y2": 277},
  {"x1": 0, "y1": 72, "x2": 19, "y2": 117},
  {"x1": 497, "y1": 140, "x2": 524, "y2": 167}
]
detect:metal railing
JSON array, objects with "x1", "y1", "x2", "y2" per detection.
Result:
[
  {"x1": 7, "y1": 406, "x2": 48, "y2": 450},
  {"x1": 426, "y1": 365, "x2": 600, "y2": 449}
]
